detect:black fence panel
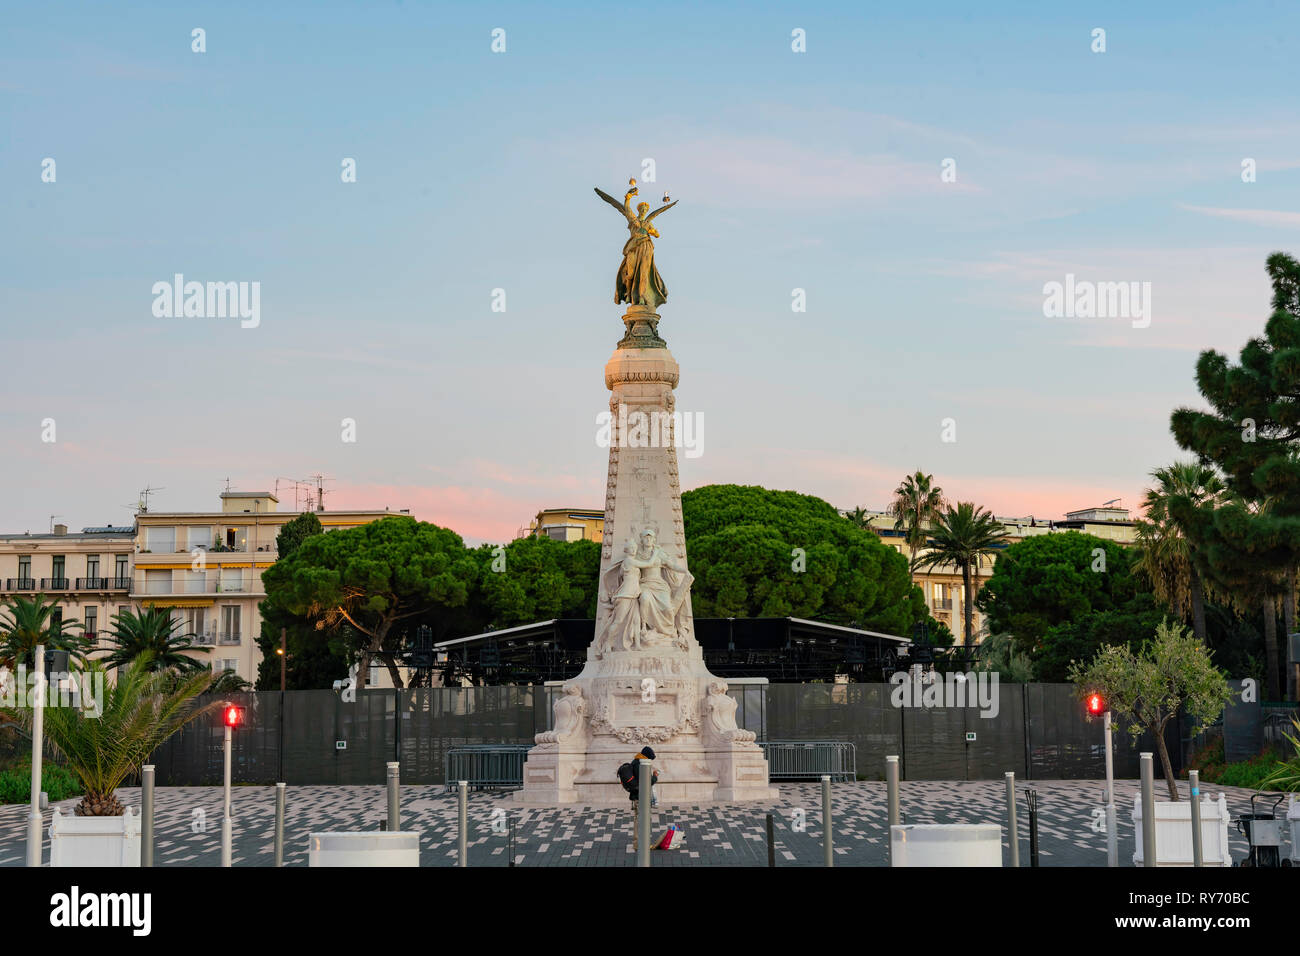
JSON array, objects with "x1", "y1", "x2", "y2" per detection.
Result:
[{"x1": 150, "y1": 681, "x2": 1224, "y2": 787}]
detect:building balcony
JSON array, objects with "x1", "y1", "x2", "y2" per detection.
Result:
[
  {"x1": 39, "y1": 577, "x2": 71, "y2": 590},
  {"x1": 218, "y1": 632, "x2": 241, "y2": 646},
  {"x1": 132, "y1": 577, "x2": 262, "y2": 598},
  {"x1": 3, "y1": 578, "x2": 37, "y2": 591},
  {"x1": 932, "y1": 598, "x2": 953, "y2": 610},
  {"x1": 74, "y1": 577, "x2": 131, "y2": 591}
]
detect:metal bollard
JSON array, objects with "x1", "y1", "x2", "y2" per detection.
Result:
[
  {"x1": 274, "y1": 783, "x2": 286, "y2": 868},
  {"x1": 822, "y1": 774, "x2": 833, "y2": 867},
  {"x1": 766, "y1": 813, "x2": 775, "y2": 868},
  {"x1": 509, "y1": 817, "x2": 516, "y2": 868},
  {"x1": 637, "y1": 761, "x2": 651, "y2": 868},
  {"x1": 1025, "y1": 788, "x2": 1039, "y2": 868},
  {"x1": 1140, "y1": 753, "x2": 1156, "y2": 867},
  {"x1": 141, "y1": 765, "x2": 155, "y2": 868},
  {"x1": 1005, "y1": 772, "x2": 1019, "y2": 867},
  {"x1": 886, "y1": 755, "x2": 900, "y2": 866},
  {"x1": 458, "y1": 780, "x2": 468, "y2": 867},
  {"x1": 1189, "y1": 771, "x2": 1203, "y2": 868},
  {"x1": 386, "y1": 762, "x2": 400, "y2": 833}
]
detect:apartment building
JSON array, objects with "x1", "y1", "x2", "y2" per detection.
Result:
[
  {"x1": 0, "y1": 492, "x2": 406, "y2": 684},
  {"x1": 0, "y1": 524, "x2": 136, "y2": 646},
  {"x1": 519, "y1": 508, "x2": 605, "y2": 543}
]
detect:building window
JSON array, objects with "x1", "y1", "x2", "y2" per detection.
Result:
[
  {"x1": 86, "y1": 556, "x2": 99, "y2": 582},
  {"x1": 219, "y1": 568, "x2": 244, "y2": 593},
  {"x1": 51, "y1": 555, "x2": 66, "y2": 587},
  {"x1": 18, "y1": 555, "x2": 31, "y2": 587},
  {"x1": 114, "y1": 554, "x2": 129, "y2": 586},
  {"x1": 183, "y1": 570, "x2": 207, "y2": 594},
  {"x1": 189, "y1": 526, "x2": 211, "y2": 551},
  {"x1": 145, "y1": 527, "x2": 176, "y2": 552},
  {"x1": 213, "y1": 659, "x2": 238, "y2": 676},
  {"x1": 220, "y1": 606, "x2": 241, "y2": 644},
  {"x1": 144, "y1": 569, "x2": 171, "y2": 595},
  {"x1": 84, "y1": 606, "x2": 97, "y2": 640},
  {"x1": 186, "y1": 608, "x2": 210, "y2": 644}
]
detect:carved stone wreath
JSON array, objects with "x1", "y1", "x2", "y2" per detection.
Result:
[{"x1": 589, "y1": 680, "x2": 700, "y2": 744}]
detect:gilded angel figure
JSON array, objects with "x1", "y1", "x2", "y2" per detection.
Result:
[{"x1": 594, "y1": 179, "x2": 678, "y2": 311}]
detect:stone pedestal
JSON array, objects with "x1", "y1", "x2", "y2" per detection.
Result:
[{"x1": 516, "y1": 307, "x2": 775, "y2": 806}]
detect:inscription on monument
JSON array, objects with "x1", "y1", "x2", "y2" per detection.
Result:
[{"x1": 613, "y1": 692, "x2": 676, "y2": 726}]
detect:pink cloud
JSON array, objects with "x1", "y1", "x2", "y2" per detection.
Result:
[{"x1": 329, "y1": 480, "x2": 602, "y2": 545}]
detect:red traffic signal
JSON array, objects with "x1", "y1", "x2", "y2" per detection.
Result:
[
  {"x1": 223, "y1": 704, "x2": 244, "y2": 728},
  {"x1": 1085, "y1": 693, "x2": 1106, "y2": 716}
]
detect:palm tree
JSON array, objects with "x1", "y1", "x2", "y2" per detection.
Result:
[
  {"x1": 1131, "y1": 462, "x2": 1223, "y2": 644},
  {"x1": 914, "y1": 502, "x2": 1008, "y2": 645},
  {"x1": 2, "y1": 657, "x2": 216, "y2": 815},
  {"x1": 100, "y1": 606, "x2": 210, "y2": 673},
  {"x1": 845, "y1": 506, "x2": 872, "y2": 530},
  {"x1": 0, "y1": 594, "x2": 85, "y2": 670},
  {"x1": 888, "y1": 471, "x2": 947, "y2": 581}
]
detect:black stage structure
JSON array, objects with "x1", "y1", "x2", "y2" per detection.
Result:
[{"x1": 425, "y1": 617, "x2": 966, "y2": 685}]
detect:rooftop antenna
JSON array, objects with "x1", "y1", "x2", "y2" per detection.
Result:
[
  {"x1": 274, "y1": 477, "x2": 310, "y2": 511},
  {"x1": 1101, "y1": 498, "x2": 1122, "y2": 508},
  {"x1": 307, "y1": 474, "x2": 335, "y2": 513},
  {"x1": 138, "y1": 485, "x2": 164, "y2": 513},
  {"x1": 49, "y1": 514, "x2": 63, "y2": 533}
]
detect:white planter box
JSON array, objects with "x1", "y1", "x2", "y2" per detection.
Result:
[
  {"x1": 890, "y1": 824, "x2": 1002, "y2": 867},
  {"x1": 48, "y1": 807, "x2": 141, "y2": 867},
  {"x1": 308, "y1": 832, "x2": 420, "y2": 867},
  {"x1": 1131, "y1": 792, "x2": 1231, "y2": 866}
]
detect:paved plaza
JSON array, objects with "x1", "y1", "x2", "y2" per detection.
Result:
[{"x1": 0, "y1": 779, "x2": 1264, "y2": 867}]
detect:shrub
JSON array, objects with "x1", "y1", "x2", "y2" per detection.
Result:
[
  {"x1": 0, "y1": 762, "x2": 83, "y2": 804},
  {"x1": 1185, "y1": 737, "x2": 1289, "y2": 790}
]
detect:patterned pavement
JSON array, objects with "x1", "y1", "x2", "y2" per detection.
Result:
[{"x1": 0, "y1": 779, "x2": 1268, "y2": 867}]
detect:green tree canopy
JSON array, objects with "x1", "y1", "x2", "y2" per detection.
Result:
[
  {"x1": 681, "y1": 484, "x2": 925, "y2": 634},
  {"x1": 977, "y1": 532, "x2": 1141, "y2": 654},
  {"x1": 473, "y1": 535, "x2": 601, "y2": 627},
  {"x1": 1035, "y1": 592, "x2": 1168, "y2": 683},
  {"x1": 261, "y1": 516, "x2": 479, "y2": 688},
  {"x1": 276, "y1": 511, "x2": 323, "y2": 558},
  {"x1": 1169, "y1": 252, "x2": 1300, "y2": 699}
]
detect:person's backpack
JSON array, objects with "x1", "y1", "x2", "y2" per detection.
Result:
[{"x1": 616, "y1": 762, "x2": 637, "y2": 792}]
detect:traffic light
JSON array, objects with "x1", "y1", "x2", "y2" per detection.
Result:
[
  {"x1": 223, "y1": 704, "x2": 244, "y2": 728},
  {"x1": 1085, "y1": 692, "x2": 1106, "y2": 716}
]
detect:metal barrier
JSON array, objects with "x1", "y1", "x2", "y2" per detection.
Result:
[
  {"x1": 443, "y1": 745, "x2": 531, "y2": 791},
  {"x1": 760, "y1": 741, "x2": 856, "y2": 782}
]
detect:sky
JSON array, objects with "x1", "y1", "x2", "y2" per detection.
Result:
[{"x1": 3, "y1": 1, "x2": 1300, "y2": 544}]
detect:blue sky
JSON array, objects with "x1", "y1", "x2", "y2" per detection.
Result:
[{"x1": 3, "y1": 1, "x2": 1299, "y2": 542}]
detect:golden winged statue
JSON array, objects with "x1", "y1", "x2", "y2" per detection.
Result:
[{"x1": 594, "y1": 180, "x2": 679, "y2": 311}]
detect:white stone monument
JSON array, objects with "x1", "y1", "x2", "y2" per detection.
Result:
[{"x1": 516, "y1": 185, "x2": 776, "y2": 804}]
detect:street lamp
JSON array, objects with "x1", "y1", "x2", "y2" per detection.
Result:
[
  {"x1": 1087, "y1": 692, "x2": 1117, "y2": 868},
  {"x1": 221, "y1": 702, "x2": 244, "y2": 867}
]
